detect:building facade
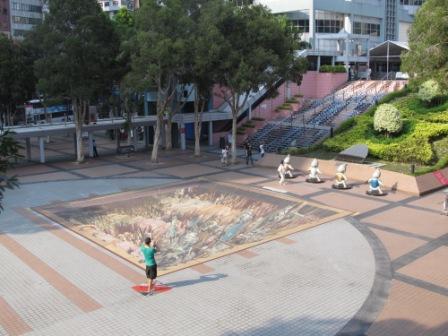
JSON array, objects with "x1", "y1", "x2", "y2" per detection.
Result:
[
  {"x1": 0, "y1": 0, "x2": 11, "y2": 35},
  {"x1": 10, "y1": 0, "x2": 44, "y2": 38},
  {"x1": 257, "y1": 0, "x2": 423, "y2": 71},
  {"x1": 98, "y1": 0, "x2": 137, "y2": 17}
]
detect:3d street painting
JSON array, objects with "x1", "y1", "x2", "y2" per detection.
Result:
[{"x1": 35, "y1": 181, "x2": 345, "y2": 272}]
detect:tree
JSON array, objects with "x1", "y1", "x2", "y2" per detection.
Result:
[
  {"x1": 0, "y1": 35, "x2": 35, "y2": 126},
  {"x1": 402, "y1": 0, "x2": 448, "y2": 90},
  {"x1": 417, "y1": 79, "x2": 445, "y2": 106},
  {"x1": 26, "y1": 0, "x2": 121, "y2": 163},
  {"x1": 202, "y1": 1, "x2": 308, "y2": 163},
  {"x1": 374, "y1": 104, "x2": 403, "y2": 137},
  {"x1": 127, "y1": 0, "x2": 192, "y2": 161},
  {"x1": 0, "y1": 131, "x2": 21, "y2": 212}
]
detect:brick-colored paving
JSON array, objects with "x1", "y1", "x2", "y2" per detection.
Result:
[{"x1": 2, "y1": 143, "x2": 448, "y2": 335}]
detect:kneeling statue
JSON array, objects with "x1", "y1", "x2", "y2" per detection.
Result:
[
  {"x1": 367, "y1": 168, "x2": 385, "y2": 195},
  {"x1": 306, "y1": 159, "x2": 322, "y2": 183},
  {"x1": 333, "y1": 163, "x2": 351, "y2": 189}
]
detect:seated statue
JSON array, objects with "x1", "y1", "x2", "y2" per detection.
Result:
[
  {"x1": 332, "y1": 163, "x2": 351, "y2": 189},
  {"x1": 283, "y1": 154, "x2": 295, "y2": 178},
  {"x1": 367, "y1": 168, "x2": 386, "y2": 196},
  {"x1": 306, "y1": 158, "x2": 324, "y2": 183}
]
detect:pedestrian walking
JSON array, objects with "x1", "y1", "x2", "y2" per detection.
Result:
[
  {"x1": 221, "y1": 146, "x2": 229, "y2": 166},
  {"x1": 92, "y1": 139, "x2": 99, "y2": 158},
  {"x1": 278, "y1": 160, "x2": 286, "y2": 185},
  {"x1": 140, "y1": 237, "x2": 158, "y2": 295},
  {"x1": 245, "y1": 143, "x2": 254, "y2": 165},
  {"x1": 259, "y1": 144, "x2": 265, "y2": 159}
]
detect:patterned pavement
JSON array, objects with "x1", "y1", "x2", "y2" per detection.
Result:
[{"x1": 1, "y1": 139, "x2": 448, "y2": 336}]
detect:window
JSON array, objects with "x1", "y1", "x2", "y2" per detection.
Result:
[
  {"x1": 315, "y1": 11, "x2": 344, "y2": 34},
  {"x1": 289, "y1": 19, "x2": 309, "y2": 33},
  {"x1": 353, "y1": 21, "x2": 380, "y2": 36},
  {"x1": 400, "y1": 0, "x2": 424, "y2": 5},
  {"x1": 12, "y1": 2, "x2": 42, "y2": 13},
  {"x1": 12, "y1": 16, "x2": 42, "y2": 25}
]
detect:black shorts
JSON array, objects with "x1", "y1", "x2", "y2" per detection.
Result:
[{"x1": 145, "y1": 265, "x2": 157, "y2": 280}]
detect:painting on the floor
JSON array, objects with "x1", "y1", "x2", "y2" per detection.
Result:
[{"x1": 35, "y1": 181, "x2": 342, "y2": 272}]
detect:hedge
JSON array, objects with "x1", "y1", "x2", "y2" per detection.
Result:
[
  {"x1": 323, "y1": 92, "x2": 448, "y2": 164},
  {"x1": 319, "y1": 65, "x2": 346, "y2": 73}
]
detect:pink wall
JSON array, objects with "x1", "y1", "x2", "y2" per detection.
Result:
[
  {"x1": 0, "y1": 0, "x2": 10, "y2": 33},
  {"x1": 298, "y1": 71, "x2": 348, "y2": 99}
]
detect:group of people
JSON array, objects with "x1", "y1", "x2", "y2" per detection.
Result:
[{"x1": 220, "y1": 143, "x2": 265, "y2": 166}]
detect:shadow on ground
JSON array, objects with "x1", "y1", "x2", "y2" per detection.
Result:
[{"x1": 166, "y1": 273, "x2": 227, "y2": 288}]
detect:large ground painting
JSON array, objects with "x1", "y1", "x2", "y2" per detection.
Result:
[{"x1": 36, "y1": 181, "x2": 346, "y2": 273}]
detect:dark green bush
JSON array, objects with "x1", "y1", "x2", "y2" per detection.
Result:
[{"x1": 319, "y1": 65, "x2": 346, "y2": 73}]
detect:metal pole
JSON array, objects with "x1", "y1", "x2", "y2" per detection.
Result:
[{"x1": 386, "y1": 41, "x2": 389, "y2": 80}]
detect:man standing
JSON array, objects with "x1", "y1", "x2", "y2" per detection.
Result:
[
  {"x1": 246, "y1": 143, "x2": 254, "y2": 166},
  {"x1": 92, "y1": 139, "x2": 99, "y2": 158},
  {"x1": 140, "y1": 237, "x2": 158, "y2": 295}
]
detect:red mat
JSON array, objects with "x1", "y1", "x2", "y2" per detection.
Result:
[{"x1": 132, "y1": 283, "x2": 172, "y2": 295}]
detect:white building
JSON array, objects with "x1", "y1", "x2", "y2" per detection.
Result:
[
  {"x1": 98, "y1": 0, "x2": 137, "y2": 17},
  {"x1": 256, "y1": 0, "x2": 423, "y2": 73}
]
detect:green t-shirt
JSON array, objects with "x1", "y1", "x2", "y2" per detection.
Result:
[{"x1": 140, "y1": 245, "x2": 157, "y2": 266}]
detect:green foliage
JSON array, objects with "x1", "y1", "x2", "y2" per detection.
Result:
[
  {"x1": 28, "y1": 0, "x2": 121, "y2": 102},
  {"x1": 417, "y1": 79, "x2": 445, "y2": 105},
  {"x1": 0, "y1": 35, "x2": 35, "y2": 125},
  {"x1": 0, "y1": 131, "x2": 21, "y2": 212},
  {"x1": 319, "y1": 65, "x2": 346, "y2": 73},
  {"x1": 373, "y1": 104, "x2": 403, "y2": 135},
  {"x1": 401, "y1": 0, "x2": 448, "y2": 90},
  {"x1": 323, "y1": 92, "x2": 448, "y2": 164}
]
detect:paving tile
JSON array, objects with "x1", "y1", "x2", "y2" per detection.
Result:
[
  {"x1": 367, "y1": 280, "x2": 448, "y2": 336},
  {"x1": 363, "y1": 206, "x2": 448, "y2": 239},
  {"x1": 261, "y1": 180, "x2": 324, "y2": 196},
  {"x1": 398, "y1": 246, "x2": 448, "y2": 288},
  {"x1": 408, "y1": 192, "x2": 446, "y2": 213},
  {"x1": 19, "y1": 172, "x2": 81, "y2": 183},
  {"x1": 49, "y1": 159, "x2": 109, "y2": 170},
  {"x1": 207, "y1": 171, "x2": 267, "y2": 184},
  {"x1": 153, "y1": 163, "x2": 222, "y2": 178},
  {"x1": 11, "y1": 165, "x2": 57, "y2": 177},
  {"x1": 72, "y1": 164, "x2": 138, "y2": 178},
  {"x1": 312, "y1": 191, "x2": 385, "y2": 213},
  {"x1": 369, "y1": 228, "x2": 427, "y2": 261}
]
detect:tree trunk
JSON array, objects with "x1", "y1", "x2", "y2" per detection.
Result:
[
  {"x1": 151, "y1": 114, "x2": 162, "y2": 162},
  {"x1": 72, "y1": 99, "x2": 86, "y2": 163},
  {"x1": 194, "y1": 116, "x2": 202, "y2": 157},
  {"x1": 165, "y1": 118, "x2": 173, "y2": 150},
  {"x1": 231, "y1": 113, "x2": 237, "y2": 164},
  {"x1": 74, "y1": 100, "x2": 84, "y2": 163}
]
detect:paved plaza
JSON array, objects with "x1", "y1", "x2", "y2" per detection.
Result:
[{"x1": 1, "y1": 140, "x2": 448, "y2": 336}]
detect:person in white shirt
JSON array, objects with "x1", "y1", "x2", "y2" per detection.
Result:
[{"x1": 259, "y1": 144, "x2": 265, "y2": 158}]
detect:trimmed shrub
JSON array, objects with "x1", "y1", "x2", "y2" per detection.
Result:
[
  {"x1": 373, "y1": 104, "x2": 403, "y2": 136},
  {"x1": 417, "y1": 80, "x2": 444, "y2": 106},
  {"x1": 319, "y1": 65, "x2": 346, "y2": 73}
]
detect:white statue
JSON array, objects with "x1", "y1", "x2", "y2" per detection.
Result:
[
  {"x1": 283, "y1": 154, "x2": 294, "y2": 178},
  {"x1": 334, "y1": 163, "x2": 348, "y2": 188},
  {"x1": 368, "y1": 168, "x2": 384, "y2": 195},
  {"x1": 277, "y1": 160, "x2": 286, "y2": 185},
  {"x1": 307, "y1": 158, "x2": 321, "y2": 182}
]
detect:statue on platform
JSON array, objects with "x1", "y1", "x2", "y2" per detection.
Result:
[
  {"x1": 333, "y1": 163, "x2": 351, "y2": 189},
  {"x1": 367, "y1": 168, "x2": 385, "y2": 195},
  {"x1": 306, "y1": 158, "x2": 323, "y2": 183},
  {"x1": 277, "y1": 160, "x2": 286, "y2": 185},
  {"x1": 283, "y1": 154, "x2": 294, "y2": 178}
]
